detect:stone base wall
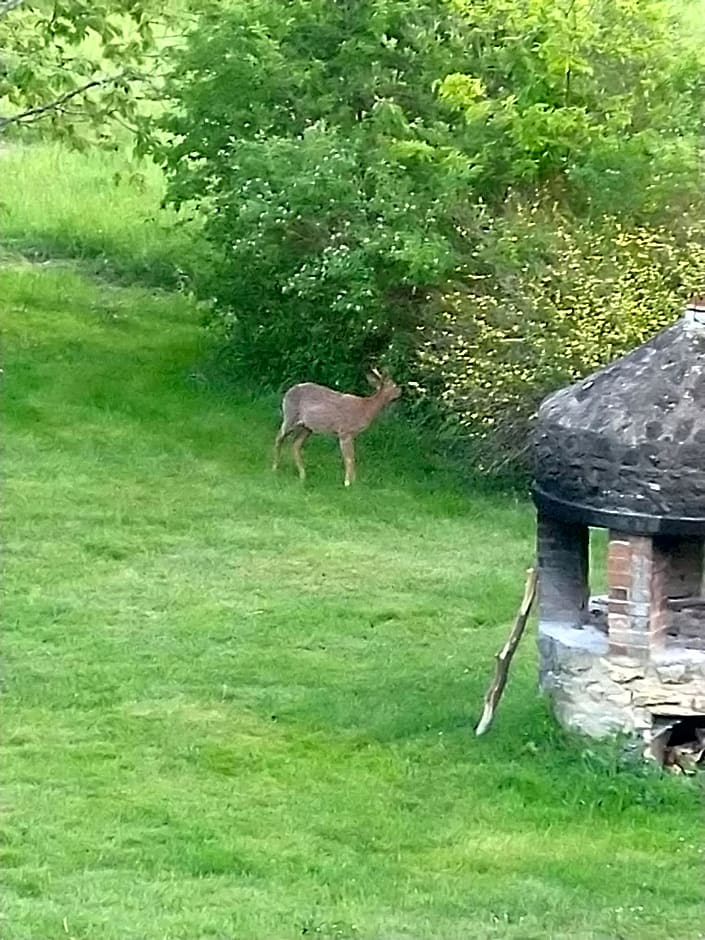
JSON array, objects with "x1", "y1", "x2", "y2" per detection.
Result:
[
  {"x1": 669, "y1": 601, "x2": 705, "y2": 650},
  {"x1": 538, "y1": 622, "x2": 705, "y2": 739}
]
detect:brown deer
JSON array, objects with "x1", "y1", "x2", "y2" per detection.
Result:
[{"x1": 272, "y1": 368, "x2": 401, "y2": 486}]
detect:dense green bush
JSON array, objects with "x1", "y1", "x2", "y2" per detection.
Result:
[
  {"x1": 414, "y1": 207, "x2": 705, "y2": 473},
  {"x1": 157, "y1": 0, "x2": 474, "y2": 388},
  {"x1": 156, "y1": 0, "x2": 705, "y2": 462}
]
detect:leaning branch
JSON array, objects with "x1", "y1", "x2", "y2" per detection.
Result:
[
  {"x1": 475, "y1": 566, "x2": 538, "y2": 736},
  {"x1": 0, "y1": 72, "x2": 135, "y2": 133}
]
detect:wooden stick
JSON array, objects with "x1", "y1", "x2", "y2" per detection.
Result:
[{"x1": 475, "y1": 566, "x2": 538, "y2": 737}]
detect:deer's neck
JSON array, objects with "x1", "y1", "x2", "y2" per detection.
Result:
[{"x1": 364, "y1": 389, "x2": 390, "y2": 421}]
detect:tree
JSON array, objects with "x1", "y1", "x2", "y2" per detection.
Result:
[
  {"x1": 441, "y1": 0, "x2": 705, "y2": 215},
  {"x1": 157, "y1": 0, "x2": 478, "y2": 388},
  {"x1": 0, "y1": 0, "x2": 192, "y2": 148},
  {"x1": 157, "y1": 0, "x2": 704, "y2": 394}
]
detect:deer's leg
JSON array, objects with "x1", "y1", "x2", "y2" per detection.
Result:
[
  {"x1": 339, "y1": 435, "x2": 356, "y2": 487},
  {"x1": 272, "y1": 422, "x2": 289, "y2": 471},
  {"x1": 292, "y1": 428, "x2": 311, "y2": 481}
]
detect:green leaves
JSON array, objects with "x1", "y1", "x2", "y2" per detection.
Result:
[
  {"x1": 155, "y1": 0, "x2": 472, "y2": 388},
  {"x1": 0, "y1": 0, "x2": 183, "y2": 146},
  {"x1": 416, "y1": 209, "x2": 705, "y2": 474},
  {"x1": 436, "y1": 74, "x2": 486, "y2": 111},
  {"x1": 155, "y1": 0, "x2": 705, "y2": 468}
]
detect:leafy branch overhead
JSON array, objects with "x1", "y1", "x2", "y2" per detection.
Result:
[{"x1": 0, "y1": 0, "x2": 190, "y2": 146}]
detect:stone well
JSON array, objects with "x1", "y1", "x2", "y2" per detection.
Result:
[{"x1": 533, "y1": 297, "x2": 705, "y2": 742}]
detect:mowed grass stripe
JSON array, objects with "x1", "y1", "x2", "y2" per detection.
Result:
[{"x1": 1, "y1": 153, "x2": 703, "y2": 939}]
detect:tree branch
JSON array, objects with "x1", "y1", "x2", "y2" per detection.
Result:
[
  {"x1": 475, "y1": 567, "x2": 538, "y2": 736},
  {"x1": 0, "y1": 71, "x2": 135, "y2": 132}
]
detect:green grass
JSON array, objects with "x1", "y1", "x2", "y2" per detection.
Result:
[
  {"x1": 1, "y1": 148, "x2": 704, "y2": 939},
  {"x1": 0, "y1": 143, "x2": 205, "y2": 287}
]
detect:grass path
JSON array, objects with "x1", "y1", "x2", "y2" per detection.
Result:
[{"x1": 1, "y1": 256, "x2": 703, "y2": 937}]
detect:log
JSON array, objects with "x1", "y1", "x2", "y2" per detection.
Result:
[{"x1": 475, "y1": 567, "x2": 538, "y2": 736}]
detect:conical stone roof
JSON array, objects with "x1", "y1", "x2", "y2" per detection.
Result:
[{"x1": 533, "y1": 299, "x2": 705, "y2": 535}]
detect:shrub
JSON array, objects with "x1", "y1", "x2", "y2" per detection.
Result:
[
  {"x1": 414, "y1": 207, "x2": 705, "y2": 473},
  {"x1": 157, "y1": 0, "x2": 473, "y2": 389},
  {"x1": 156, "y1": 0, "x2": 705, "y2": 466}
]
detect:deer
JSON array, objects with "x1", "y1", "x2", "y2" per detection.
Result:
[{"x1": 272, "y1": 367, "x2": 401, "y2": 486}]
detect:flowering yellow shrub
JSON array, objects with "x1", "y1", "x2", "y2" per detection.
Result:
[{"x1": 415, "y1": 206, "x2": 705, "y2": 472}]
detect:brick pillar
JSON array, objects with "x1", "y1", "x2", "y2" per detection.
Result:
[
  {"x1": 607, "y1": 532, "x2": 669, "y2": 658},
  {"x1": 650, "y1": 538, "x2": 670, "y2": 648},
  {"x1": 537, "y1": 515, "x2": 589, "y2": 627}
]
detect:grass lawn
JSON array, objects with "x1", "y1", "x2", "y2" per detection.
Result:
[{"x1": 1, "y1": 146, "x2": 704, "y2": 940}]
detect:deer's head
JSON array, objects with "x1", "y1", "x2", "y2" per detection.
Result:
[{"x1": 366, "y1": 367, "x2": 401, "y2": 402}]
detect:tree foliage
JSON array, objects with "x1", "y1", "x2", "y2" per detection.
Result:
[
  {"x1": 441, "y1": 0, "x2": 704, "y2": 214},
  {"x1": 158, "y1": 0, "x2": 705, "y2": 400},
  {"x1": 158, "y1": 0, "x2": 475, "y2": 388},
  {"x1": 416, "y1": 208, "x2": 705, "y2": 472},
  {"x1": 0, "y1": 0, "x2": 190, "y2": 147}
]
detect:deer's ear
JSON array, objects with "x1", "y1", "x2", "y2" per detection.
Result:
[{"x1": 366, "y1": 369, "x2": 382, "y2": 388}]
